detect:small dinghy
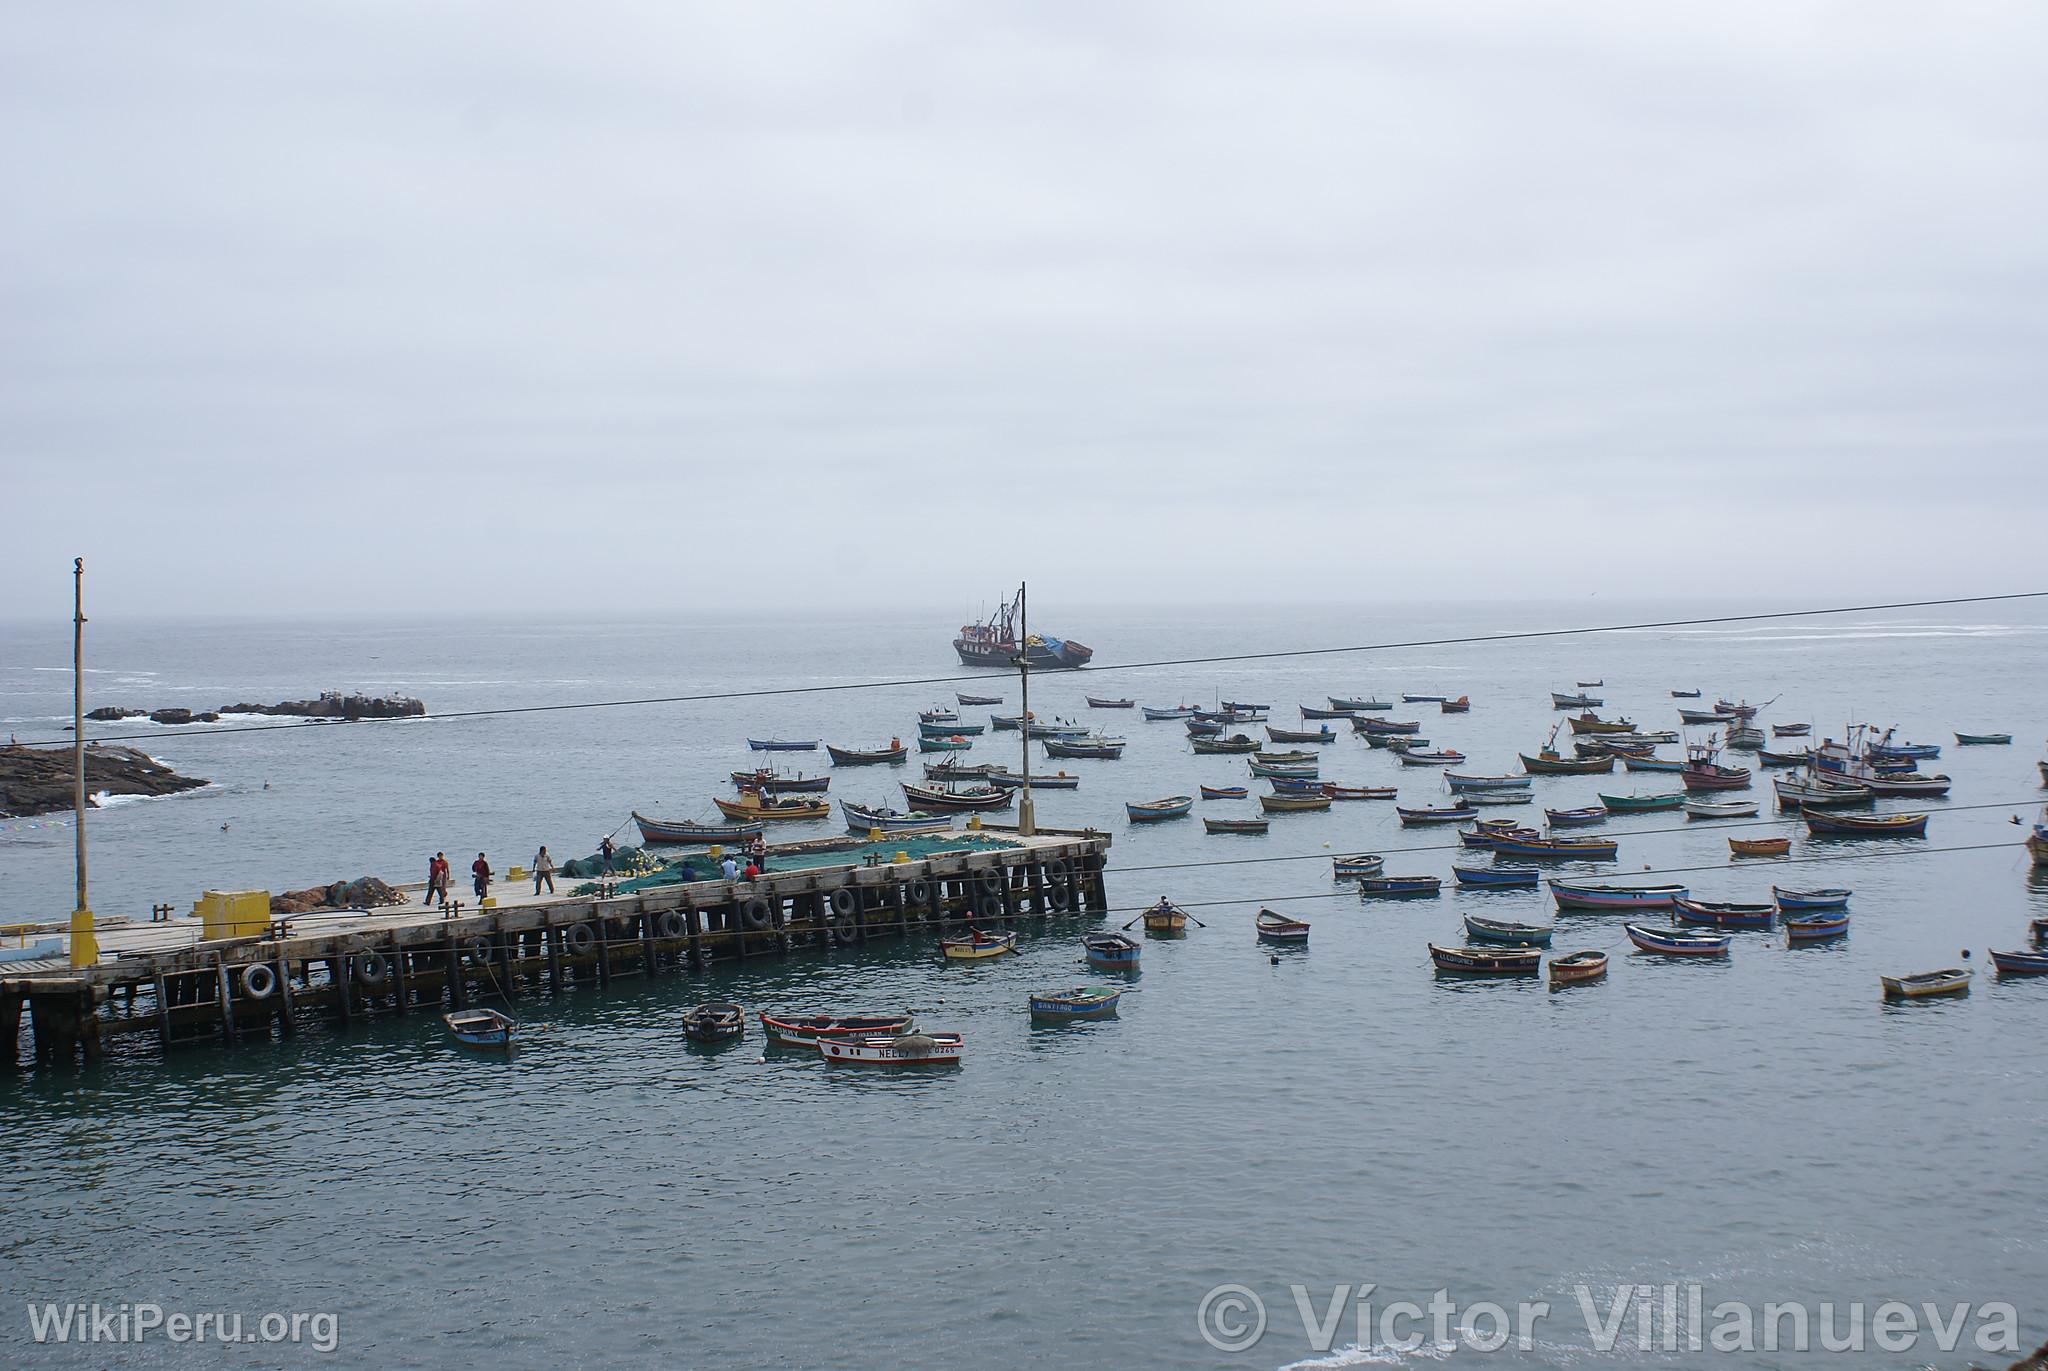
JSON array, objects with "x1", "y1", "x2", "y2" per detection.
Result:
[
  {"x1": 443, "y1": 1008, "x2": 517, "y2": 1049},
  {"x1": 683, "y1": 1002, "x2": 745, "y2": 1042},
  {"x1": 1548, "y1": 950, "x2": 1608, "y2": 986},
  {"x1": 1429, "y1": 943, "x2": 1541, "y2": 974},
  {"x1": 1082, "y1": 932, "x2": 1142, "y2": 971},
  {"x1": 818, "y1": 1031, "x2": 963, "y2": 1065},
  {"x1": 1029, "y1": 986, "x2": 1123, "y2": 1020},
  {"x1": 1255, "y1": 909, "x2": 1311, "y2": 944},
  {"x1": 1880, "y1": 968, "x2": 1971, "y2": 1000}
]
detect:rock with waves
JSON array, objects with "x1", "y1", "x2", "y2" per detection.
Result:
[
  {"x1": 0, "y1": 744, "x2": 208, "y2": 817},
  {"x1": 214, "y1": 692, "x2": 426, "y2": 721}
]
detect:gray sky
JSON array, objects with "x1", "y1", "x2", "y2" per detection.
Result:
[{"x1": 3, "y1": 1, "x2": 2045, "y2": 621}]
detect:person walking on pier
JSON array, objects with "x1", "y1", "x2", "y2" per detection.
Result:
[
  {"x1": 600, "y1": 834, "x2": 616, "y2": 875},
  {"x1": 424, "y1": 852, "x2": 449, "y2": 906},
  {"x1": 532, "y1": 845, "x2": 556, "y2": 895},
  {"x1": 472, "y1": 852, "x2": 492, "y2": 902}
]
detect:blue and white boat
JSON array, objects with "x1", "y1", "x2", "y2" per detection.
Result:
[
  {"x1": 1452, "y1": 865, "x2": 1539, "y2": 888},
  {"x1": 840, "y1": 801, "x2": 952, "y2": 834}
]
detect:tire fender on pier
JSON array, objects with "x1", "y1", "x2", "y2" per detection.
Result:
[
  {"x1": 657, "y1": 911, "x2": 687, "y2": 940},
  {"x1": 354, "y1": 953, "x2": 391, "y2": 988},
  {"x1": 564, "y1": 922, "x2": 597, "y2": 955},
  {"x1": 740, "y1": 897, "x2": 774, "y2": 932},
  {"x1": 240, "y1": 962, "x2": 277, "y2": 1000},
  {"x1": 827, "y1": 887, "x2": 858, "y2": 919}
]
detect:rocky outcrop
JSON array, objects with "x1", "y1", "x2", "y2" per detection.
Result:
[
  {"x1": 0, "y1": 744, "x2": 208, "y2": 817},
  {"x1": 147, "y1": 708, "x2": 220, "y2": 726},
  {"x1": 270, "y1": 877, "x2": 407, "y2": 916},
  {"x1": 216, "y1": 692, "x2": 425, "y2": 721},
  {"x1": 85, "y1": 707, "x2": 144, "y2": 722}
]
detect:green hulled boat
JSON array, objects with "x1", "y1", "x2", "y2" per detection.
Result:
[{"x1": 1598, "y1": 791, "x2": 1687, "y2": 813}]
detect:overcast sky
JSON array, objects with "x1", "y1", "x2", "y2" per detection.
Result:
[{"x1": 3, "y1": 2, "x2": 2044, "y2": 622}]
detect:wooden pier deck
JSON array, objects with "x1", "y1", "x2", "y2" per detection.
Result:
[{"x1": 1, "y1": 827, "x2": 1112, "y2": 1065}]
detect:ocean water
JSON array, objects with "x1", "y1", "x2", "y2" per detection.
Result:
[{"x1": 2, "y1": 599, "x2": 2045, "y2": 1369}]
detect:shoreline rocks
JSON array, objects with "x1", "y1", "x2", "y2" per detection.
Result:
[
  {"x1": 88, "y1": 691, "x2": 426, "y2": 726},
  {"x1": 0, "y1": 744, "x2": 209, "y2": 818}
]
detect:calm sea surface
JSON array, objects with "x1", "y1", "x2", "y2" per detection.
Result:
[{"x1": 2, "y1": 600, "x2": 2045, "y2": 1369}]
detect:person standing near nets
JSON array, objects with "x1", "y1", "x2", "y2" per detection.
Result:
[
  {"x1": 424, "y1": 851, "x2": 449, "y2": 905},
  {"x1": 599, "y1": 834, "x2": 616, "y2": 876},
  {"x1": 532, "y1": 844, "x2": 555, "y2": 895},
  {"x1": 472, "y1": 852, "x2": 492, "y2": 902}
]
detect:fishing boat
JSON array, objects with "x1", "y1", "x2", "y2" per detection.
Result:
[
  {"x1": 1544, "y1": 806, "x2": 1607, "y2": 827},
  {"x1": 1729, "y1": 836, "x2": 1791, "y2": 857},
  {"x1": 1624, "y1": 754, "x2": 1686, "y2": 773},
  {"x1": 1397, "y1": 749, "x2": 1466, "y2": 766},
  {"x1": 1577, "y1": 738, "x2": 1653, "y2": 759},
  {"x1": 954, "y1": 587, "x2": 1091, "y2": 668},
  {"x1": 1726, "y1": 725, "x2": 1766, "y2": 751},
  {"x1": 828, "y1": 740, "x2": 909, "y2": 766},
  {"x1": 918, "y1": 735, "x2": 975, "y2": 753},
  {"x1": 1458, "y1": 823, "x2": 1527, "y2": 850},
  {"x1": 1142, "y1": 704, "x2": 1199, "y2": 721},
  {"x1": 1452, "y1": 864, "x2": 1540, "y2": 888},
  {"x1": 1191, "y1": 734, "x2": 1260, "y2": 754},
  {"x1": 1401, "y1": 693, "x2": 1448, "y2": 704},
  {"x1": 1222, "y1": 701, "x2": 1269, "y2": 713},
  {"x1": 1549, "y1": 950, "x2": 1608, "y2": 985},
  {"x1": 1520, "y1": 750, "x2": 1616, "y2": 775},
  {"x1": 1083, "y1": 933, "x2": 1141, "y2": 970},
  {"x1": 1716, "y1": 698, "x2": 1772, "y2": 720},
  {"x1": 924, "y1": 760, "x2": 1001, "y2": 782},
  {"x1": 1551, "y1": 692, "x2": 1602, "y2": 709},
  {"x1": 682, "y1": 1003, "x2": 745, "y2": 1043},
  {"x1": 2030, "y1": 810, "x2": 2048, "y2": 866},
  {"x1": 1254, "y1": 749, "x2": 1318, "y2": 765},
  {"x1": 1677, "y1": 708, "x2": 1736, "y2": 725},
  {"x1": 1463, "y1": 915, "x2": 1553, "y2": 945},
  {"x1": 1683, "y1": 799, "x2": 1759, "y2": 819},
  {"x1": 730, "y1": 770, "x2": 832, "y2": 794},
  {"x1": 1332, "y1": 853, "x2": 1386, "y2": 878},
  {"x1": 1330, "y1": 696, "x2": 1392, "y2": 711},
  {"x1": 1844, "y1": 770, "x2": 1952, "y2": 798},
  {"x1": 759, "y1": 1011, "x2": 914, "y2": 1047},
  {"x1": 1881, "y1": 968, "x2": 1971, "y2": 1000},
  {"x1": 1461, "y1": 788, "x2": 1534, "y2": 806},
  {"x1": 632, "y1": 812, "x2": 766, "y2": 845},
  {"x1": 956, "y1": 693, "x2": 1003, "y2": 706},
  {"x1": 1487, "y1": 833, "x2": 1619, "y2": 860},
  {"x1": 1200, "y1": 784, "x2": 1250, "y2": 800},
  {"x1": 1568, "y1": 712, "x2": 1638, "y2": 736},
  {"x1": 1679, "y1": 745, "x2": 1752, "y2": 791},
  {"x1": 1773, "y1": 774, "x2": 1872, "y2": 808},
  {"x1": 1446, "y1": 772, "x2": 1527, "y2": 791},
  {"x1": 1600, "y1": 792, "x2": 1687, "y2": 813},
  {"x1": 1029, "y1": 985, "x2": 1123, "y2": 1019},
  {"x1": 1352, "y1": 716, "x2": 1423, "y2": 735},
  {"x1": 818, "y1": 1031, "x2": 963, "y2": 1065},
  {"x1": 1255, "y1": 910, "x2": 1311, "y2": 944},
  {"x1": 1576, "y1": 679, "x2": 1604, "y2": 688},
  {"x1": 899, "y1": 782, "x2": 1014, "y2": 812},
  {"x1": 1397, "y1": 803, "x2": 1478, "y2": 825},
  {"x1": 1248, "y1": 761, "x2": 1319, "y2": 779},
  {"x1": 1440, "y1": 696, "x2": 1471, "y2": 713},
  {"x1": 1359, "y1": 875, "x2": 1442, "y2": 898},
  {"x1": 1126, "y1": 796, "x2": 1194, "y2": 822},
  {"x1": 840, "y1": 801, "x2": 951, "y2": 834},
  {"x1": 1429, "y1": 943, "x2": 1541, "y2": 974},
  {"x1": 1260, "y1": 792, "x2": 1332, "y2": 813},
  {"x1": 1300, "y1": 703, "x2": 1357, "y2": 720},
  {"x1": 1757, "y1": 748, "x2": 1812, "y2": 768},
  {"x1": 940, "y1": 929, "x2": 1018, "y2": 960},
  {"x1": 1267, "y1": 776, "x2": 1325, "y2": 794},
  {"x1": 712, "y1": 794, "x2": 831, "y2": 823},
  {"x1": 919, "y1": 707, "x2": 960, "y2": 724},
  {"x1": 1024, "y1": 719, "x2": 1092, "y2": 739},
  {"x1": 1550, "y1": 880, "x2": 1687, "y2": 911},
  {"x1": 1265, "y1": 724, "x2": 1336, "y2": 744},
  {"x1": 1954, "y1": 732, "x2": 2012, "y2": 746},
  {"x1": 1626, "y1": 923, "x2": 1730, "y2": 956},
  {"x1": 917, "y1": 720, "x2": 985, "y2": 737},
  {"x1": 1784, "y1": 911, "x2": 1850, "y2": 941},
  {"x1": 990, "y1": 713, "x2": 1029, "y2": 730},
  {"x1": 749, "y1": 738, "x2": 821, "y2": 752},
  {"x1": 986, "y1": 769, "x2": 1079, "y2": 789},
  {"x1": 1204, "y1": 816, "x2": 1271, "y2": 834},
  {"x1": 1142, "y1": 902, "x2": 1189, "y2": 933},
  {"x1": 1085, "y1": 696, "x2": 1135, "y2": 709},
  {"x1": 1043, "y1": 735, "x2": 1125, "y2": 759},
  {"x1": 443, "y1": 1008, "x2": 517, "y2": 1048},
  {"x1": 1804, "y1": 810, "x2": 1928, "y2": 838},
  {"x1": 1325, "y1": 783, "x2": 1399, "y2": 801},
  {"x1": 1773, "y1": 886, "x2": 1851, "y2": 910},
  {"x1": 1988, "y1": 947, "x2": 2048, "y2": 975},
  {"x1": 1672, "y1": 897, "x2": 1775, "y2": 928},
  {"x1": 1771, "y1": 723, "x2": 1812, "y2": 738}
]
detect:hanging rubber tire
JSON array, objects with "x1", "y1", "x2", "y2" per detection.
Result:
[
  {"x1": 1047, "y1": 857, "x2": 1073, "y2": 889},
  {"x1": 464, "y1": 935, "x2": 494, "y2": 965},
  {"x1": 907, "y1": 877, "x2": 933, "y2": 908},
  {"x1": 240, "y1": 962, "x2": 277, "y2": 1000},
  {"x1": 975, "y1": 894, "x2": 1003, "y2": 920},
  {"x1": 828, "y1": 887, "x2": 858, "y2": 919},
  {"x1": 1045, "y1": 872, "x2": 1072, "y2": 912},
  {"x1": 564, "y1": 922, "x2": 597, "y2": 955},
  {"x1": 976, "y1": 868, "x2": 1002, "y2": 899},
  {"x1": 354, "y1": 953, "x2": 390, "y2": 989},
  {"x1": 658, "y1": 910, "x2": 687, "y2": 940},
  {"x1": 827, "y1": 911, "x2": 857, "y2": 946},
  {"x1": 741, "y1": 897, "x2": 774, "y2": 932}
]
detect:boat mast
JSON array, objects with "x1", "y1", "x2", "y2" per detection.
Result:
[
  {"x1": 1016, "y1": 581, "x2": 1035, "y2": 836},
  {"x1": 70, "y1": 558, "x2": 98, "y2": 967}
]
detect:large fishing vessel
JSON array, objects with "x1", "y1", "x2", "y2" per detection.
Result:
[{"x1": 953, "y1": 587, "x2": 1092, "y2": 669}]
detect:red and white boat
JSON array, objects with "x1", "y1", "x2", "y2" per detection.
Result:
[
  {"x1": 817, "y1": 1031, "x2": 963, "y2": 1066},
  {"x1": 759, "y1": 1011, "x2": 913, "y2": 1048}
]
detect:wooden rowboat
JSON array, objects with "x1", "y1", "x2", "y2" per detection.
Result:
[
  {"x1": 1544, "y1": 806, "x2": 1607, "y2": 827},
  {"x1": 1600, "y1": 792, "x2": 1686, "y2": 813},
  {"x1": 956, "y1": 693, "x2": 1004, "y2": 706},
  {"x1": 1672, "y1": 897, "x2": 1775, "y2": 928},
  {"x1": 1452, "y1": 865, "x2": 1539, "y2": 888},
  {"x1": 1199, "y1": 785, "x2": 1250, "y2": 799},
  {"x1": 1359, "y1": 875, "x2": 1441, "y2": 898},
  {"x1": 443, "y1": 1008, "x2": 517, "y2": 1048},
  {"x1": 748, "y1": 738, "x2": 821, "y2": 752},
  {"x1": 1085, "y1": 696, "x2": 1135, "y2": 709},
  {"x1": 1430, "y1": 943, "x2": 1541, "y2": 974},
  {"x1": 1204, "y1": 817, "x2": 1270, "y2": 834},
  {"x1": 1548, "y1": 950, "x2": 1608, "y2": 985},
  {"x1": 1255, "y1": 909, "x2": 1311, "y2": 944},
  {"x1": 1260, "y1": 792, "x2": 1332, "y2": 813},
  {"x1": 1550, "y1": 880, "x2": 1687, "y2": 911},
  {"x1": 1804, "y1": 810, "x2": 1928, "y2": 838},
  {"x1": 730, "y1": 770, "x2": 831, "y2": 794},
  {"x1": 1397, "y1": 804, "x2": 1478, "y2": 825},
  {"x1": 1440, "y1": 696, "x2": 1471, "y2": 713},
  {"x1": 1520, "y1": 751, "x2": 1616, "y2": 775},
  {"x1": 1989, "y1": 947, "x2": 2048, "y2": 975},
  {"x1": 840, "y1": 802, "x2": 951, "y2": 834},
  {"x1": 818, "y1": 1031, "x2": 962, "y2": 1065},
  {"x1": 1082, "y1": 933, "x2": 1142, "y2": 970},
  {"x1": 1487, "y1": 834, "x2": 1619, "y2": 860},
  {"x1": 1881, "y1": 968, "x2": 1971, "y2": 1000},
  {"x1": 759, "y1": 1011, "x2": 914, "y2": 1047},
  {"x1": 1127, "y1": 796, "x2": 1194, "y2": 822},
  {"x1": 1029, "y1": 985, "x2": 1123, "y2": 1019},
  {"x1": 1683, "y1": 799, "x2": 1759, "y2": 819},
  {"x1": 900, "y1": 782, "x2": 1014, "y2": 813},
  {"x1": 1325, "y1": 783, "x2": 1398, "y2": 800},
  {"x1": 828, "y1": 741, "x2": 909, "y2": 765},
  {"x1": 1332, "y1": 853, "x2": 1385, "y2": 879},
  {"x1": 1142, "y1": 903, "x2": 1189, "y2": 934},
  {"x1": 712, "y1": 795, "x2": 830, "y2": 822},
  {"x1": 1729, "y1": 836, "x2": 1791, "y2": 857},
  {"x1": 940, "y1": 930, "x2": 1018, "y2": 960},
  {"x1": 1265, "y1": 725, "x2": 1337, "y2": 744},
  {"x1": 1773, "y1": 886, "x2": 1851, "y2": 910},
  {"x1": 633, "y1": 811, "x2": 766, "y2": 845},
  {"x1": 682, "y1": 1002, "x2": 745, "y2": 1042},
  {"x1": 1330, "y1": 696, "x2": 1392, "y2": 711},
  {"x1": 1625, "y1": 923, "x2": 1730, "y2": 956},
  {"x1": 1954, "y1": 732, "x2": 2012, "y2": 745},
  {"x1": 1784, "y1": 912, "x2": 1850, "y2": 941},
  {"x1": 1463, "y1": 915, "x2": 1553, "y2": 946},
  {"x1": 917, "y1": 736, "x2": 975, "y2": 753}
]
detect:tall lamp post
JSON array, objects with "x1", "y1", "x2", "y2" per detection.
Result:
[{"x1": 70, "y1": 558, "x2": 99, "y2": 967}]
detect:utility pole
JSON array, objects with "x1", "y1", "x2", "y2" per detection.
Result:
[
  {"x1": 1016, "y1": 582, "x2": 1035, "y2": 836},
  {"x1": 70, "y1": 558, "x2": 99, "y2": 967}
]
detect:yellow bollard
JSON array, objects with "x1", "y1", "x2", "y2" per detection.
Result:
[
  {"x1": 894, "y1": 851, "x2": 910, "y2": 863},
  {"x1": 68, "y1": 907, "x2": 98, "y2": 967},
  {"x1": 968, "y1": 815, "x2": 982, "y2": 830},
  {"x1": 867, "y1": 828, "x2": 883, "y2": 842}
]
